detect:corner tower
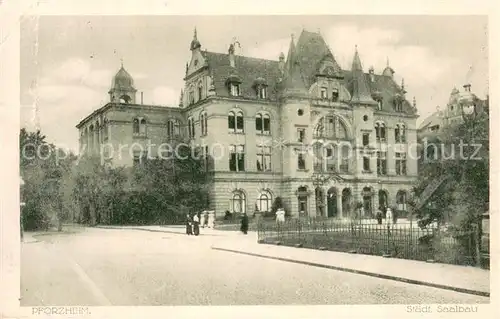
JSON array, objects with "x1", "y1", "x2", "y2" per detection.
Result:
[{"x1": 108, "y1": 62, "x2": 137, "y2": 104}]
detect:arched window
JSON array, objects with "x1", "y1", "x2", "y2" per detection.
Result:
[
  {"x1": 396, "y1": 190, "x2": 407, "y2": 212},
  {"x1": 314, "y1": 116, "x2": 348, "y2": 139},
  {"x1": 228, "y1": 110, "x2": 244, "y2": 133},
  {"x1": 395, "y1": 124, "x2": 406, "y2": 143},
  {"x1": 140, "y1": 118, "x2": 147, "y2": 135},
  {"x1": 133, "y1": 118, "x2": 140, "y2": 134},
  {"x1": 257, "y1": 190, "x2": 272, "y2": 212},
  {"x1": 119, "y1": 95, "x2": 131, "y2": 103},
  {"x1": 231, "y1": 191, "x2": 246, "y2": 214},
  {"x1": 255, "y1": 113, "x2": 271, "y2": 135},
  {"x1": 375, "y1": 122, "x2": 386, "y2": 142},
  {"x1": 378, "y1": 190, "x2": 388, "y2": 210}
]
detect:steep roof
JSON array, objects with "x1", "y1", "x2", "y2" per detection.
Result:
[
  {"x1": 203, "y1": 51, "x2": 282, "y2": 99},
  {"x1": 202, "y1": 30, "x2": 417, "y2": 115},
  {"x1": 350, "y1": 48, "x2": 378, "y2": 106}
]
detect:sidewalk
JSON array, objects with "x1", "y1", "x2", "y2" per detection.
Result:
[
  {"x1": 211, "y1": 235, "x2": 490, "y2": 297},
  {"x1": 95, "y1": 225, "x2": 233, "y2": 237}
]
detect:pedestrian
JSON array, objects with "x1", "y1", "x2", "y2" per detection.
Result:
[
  {"x1": 204, "y1": 211, "x2": 209, "y2": 228},
  {"x1": 276, "y1": 208, "x2": 285, "y2": 224},
  {"x1": 193, "y1": 213, "x2": 200, "y2": 236},
  {"x1": 240, "y1": 211, "x2": 249, "y2": 234},
  {"x1": 392, "y1": 209, "x2": 398, "y2": 224},
  {"x1": 185, "y1": 213, "x2": 193, "y2": 235},
  {"x1": 376, "y1": 207, "x2": 383, "y2": 225}
]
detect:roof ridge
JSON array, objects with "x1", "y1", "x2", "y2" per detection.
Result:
[{"x1": 205, "y1": 50, "x2": 279, "y2": 63}]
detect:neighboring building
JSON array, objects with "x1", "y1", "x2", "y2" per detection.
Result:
[
  {"x1": 418, "y1": 84, "x2": 487, "y2": 139},
  {"x1": 76, "y1": 29, "x2": 420, "y2": 218}
]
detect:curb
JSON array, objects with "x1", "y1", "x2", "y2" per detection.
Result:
[
  {"x1": 94, "y1": 226, "x2": 223, "y2": 237},
  {"x1": 211, "y1": 247, "x2": 490, "y2": 298}
]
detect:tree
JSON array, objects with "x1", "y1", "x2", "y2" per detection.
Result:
[{"x1": 412, "y1": 97, "x2": 489, "y2": 229}]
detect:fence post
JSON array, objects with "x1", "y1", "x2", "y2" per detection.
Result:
[{"x1": 383, "y1": 224, "x2": 391, "y2": 257}]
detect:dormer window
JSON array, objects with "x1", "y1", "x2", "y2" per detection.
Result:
[
  {"x1": 258, "y1": 87, "x2": 267, "y2": 99},
  {"x1": 230, "y1": 83, "x2": 240, "y2": 96},
  {"x1": 331, "y1": 88, "x2": 339, "y2": 102},
  {"x1": 320, "y1": 87, "x2": 327, "y2": 99}
]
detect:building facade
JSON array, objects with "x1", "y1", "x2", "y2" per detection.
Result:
[{"x1": 77, "y1": 29, "x2": 420, "y2": 219}]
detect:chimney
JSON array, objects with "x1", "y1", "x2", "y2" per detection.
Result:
[
  {"x1": 228, "y1": 44, "x2": 235, "y2": 68},
  {"x1": 464, "y1": 83, "x2": 471, "y2": 92},
  {"x1": 141, "y1": 92, "x2": 144, "y2": 104}
]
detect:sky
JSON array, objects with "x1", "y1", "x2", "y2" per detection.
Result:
[{"x1": 20, "y1": 15, "x2": 488, "y2": 152}]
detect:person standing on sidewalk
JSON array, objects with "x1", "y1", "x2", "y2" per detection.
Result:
[
  {"x1": 193, "y1": 213, "x2": 200, "y2": 236},
  {"x1": 240, "y1": 212, "x2": 249, "y2": 234},
  {"x1": 186, "y1": 213, "x2": 193, "y2": 235},
  {"x1": 385, "y1": 207, "x2": 393, "y2": 226}
]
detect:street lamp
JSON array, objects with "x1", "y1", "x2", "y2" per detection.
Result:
[{"x1": 20, "y1": 176, "x2": 25, "y2": 242}]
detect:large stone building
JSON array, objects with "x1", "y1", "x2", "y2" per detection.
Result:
[
  {"x1": 418, "y1": 84, "x2": 487, "y2": 139},
  {"x1": 76, "y1": 29, "x2": 420, "y2": 218}
]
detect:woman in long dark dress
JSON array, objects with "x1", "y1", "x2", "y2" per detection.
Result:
[
  {"x1": 193, "y1": 213, "x2": 200, "y2": 236},
  {"x1": 186, "y1": 213, "x2": 193, "y2": 235},
  {"x1": 240, "y1": 212, "x2": 249, "y2": 234}
]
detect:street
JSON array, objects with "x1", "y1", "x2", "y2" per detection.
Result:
[{"x1": 21, "y1": 228, "x2": 488, "y2": 306}]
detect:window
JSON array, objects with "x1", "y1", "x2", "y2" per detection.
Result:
[
  {"x1": 229, "y1": 111, "x2": 244, "y2": 133},
  {"x1": 363, "y1": 156, "x2": 370, "y2": 172},
  {"x1": 133, "y1": 154, "x2": 140, "y2": 167},
  {"x1": 325, "y1": 146, "x2": 337, "y2": 172},
  {"x1": 231, "y1": 191, "x2": 246, "y2": 213},
  {"x1": 340, "y1": 145, "x2": 349, "y2": 173},
  {"x1": 377, "y1": 151, "x2": 387, "y2": 175},
  {"x1": 362, "y1": 133, "x2": 369, "y2": 146},
  {"x1": 256, "y1": 146, "x2": 271, "y2": 171},
  {"x1": 258, "y1": 87, "x2": 267, "y2": 99},
  {"x1": 397, "y1": 191, "x2": 407, "y2": 212},
  {"x1": 331, "y1": 88, "x2": 339, "y2": 102},
  {"x1": 200, "y1": 112, "x2": 208, "y2": 135},
  {"x1": 314, "y1": 116, "x2": 348, "y2": 139},
  {"x1": 204, "y1": 145, "x2": 209, "y2": 171},
  {"x1": 297, "y1": 128, "x2": 306, "y2": 143},
  {"x1": 133, "y1": 119, "x2": 140, "y2": 134},
  {"x1": 102, "y1": 119, "x2": 109, "y2": 141},
  {"x1": 230, "y1": 83, "x2": 240, "y2": 96},
  {"x1": 167, "y1": 119, "x2": 180, "y2": 137},
  {"x1": 256, "y1": 113, "x2": 270, "y2": 135},
  {"x1": 198, "y1": 83, "x2": 203, "y2": 101},
  {"x1": 187, "y1": 118, "x2": 195, "y2": 138},
  {"x1": 377, "y1": 100, "x2": 382, "y2": 110},
  {"x1": 228, "y1": 111, "x2": 235, "y2": 132},
  {"x1": 297, "y1": 109, "x2": 304, "y2": 116},
  {"x1": 229, "y1": 145, "x2": 245, "y2": 171},
  {"x1": 313, "y1": 143, "x2": 323, "y2": 172},
  {"x1": 189, "y1": 90, "x2": 195, "y2": 105},
  {"x1": 395, "y1": 152, "x2": 407, "y2": 175},
  {"x1": 139, "y1": 119, "x2": 147, "y2": 135},
  {"x1": 320, "y1": 87, "x2": 327, "y2": 99},
  {"x1": 375, "y1": 122, "x2": 386, "y2": 142},
  {"x1": 297, "y1": 153, "x2": 306, "y2": 170},
  {"x1": 257, "y1": 191, "x2": 272, "y2": 212},
  {"x1": 394, "y1": 100, "x2": 403, "y2": 112},
  {"x1": 395, "y1": 124, "x2": 406, "y2": 143}
]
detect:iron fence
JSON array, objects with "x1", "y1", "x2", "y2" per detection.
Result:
[{"x1": 257, "y1": 218, "x2": 484, "y2": 268}]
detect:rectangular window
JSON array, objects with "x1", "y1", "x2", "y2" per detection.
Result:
[
  {"x1": 363, "y1": 156, "x2": 370, "y2": 172},
  {"x1": 298, "y1": 153, "x2": 306, "y2": 170},
  {"x1": 377, "y1": 151, "x2": 387, "y2": 175},
  {"x1": 257, "y1": 146, "x2": 271, "y2": 171},
  {"x1": 229, "y1": 145, "x2": 237, "y2": 171},
  {"x1": 259, "y1": 87, "x2": 267, "y2": 99},
  {"x1": 237, "y1": 145, "x2": 245, "y2": 171},
  {"x1": 230, "y1": 84, "x2": 240, "y2": 96},
  {"x1": 320, "y1": 87, "x2": 327, "y2": 99},
  {"x1": 395, "y1": 152, "x2": 407, "y2": 175},
  {"x1": 297, "y1": 128, "x2": 306, "y2": 143},
  {"x1": 326, "y1": 147, "x2": 337, "y2": 172},
  {"x1": 362, "y1": 133, "x2": 370, "y2": 146},
  {"x1": 325, "y1": 117, "x2": 335, "y2": 138}
]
